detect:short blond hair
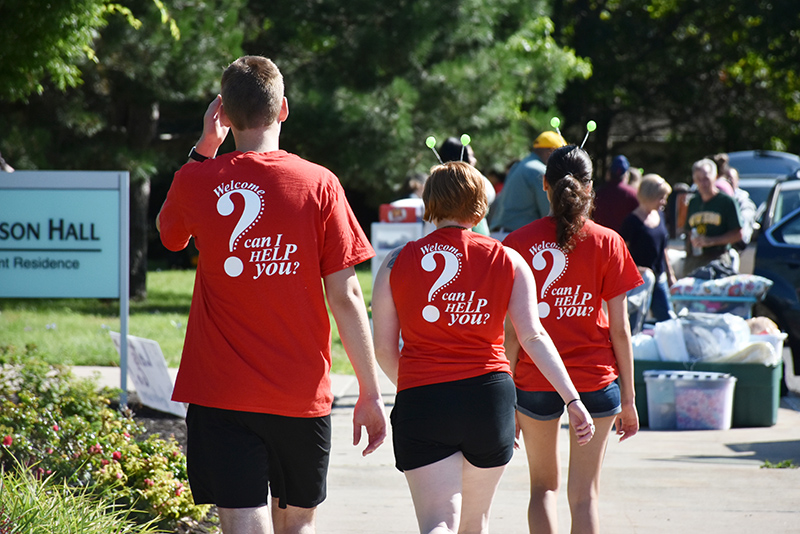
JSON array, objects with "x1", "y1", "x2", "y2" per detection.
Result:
[
  {"x1": 423, "y1": 162, "x2": 488, "y2": 225},
  {"x1": 637, "y1": 173, "x2": 672, "y2": 203}
]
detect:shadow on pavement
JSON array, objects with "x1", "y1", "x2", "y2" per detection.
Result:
[{"x1": 725, "y1": 439, "x2": 800, "y2": 464}]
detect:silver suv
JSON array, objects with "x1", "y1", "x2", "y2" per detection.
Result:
[{"x1": 729, "y1": 150, "x2": 800, "y2": 215}]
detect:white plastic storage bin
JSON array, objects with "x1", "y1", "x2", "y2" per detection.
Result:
[
  {"x1": 644, "y1": 370, "x2": 737, "y2": 430},
  {"x1": 750, "y1": 333, "x2": 787, "y2": 360}
]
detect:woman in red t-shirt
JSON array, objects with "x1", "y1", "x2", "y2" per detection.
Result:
[
  {"x1": 372, "y1": 161, "x2": 594, "y2": 534},
  {"x1": 504, "y1": 145, "x2": 641, "y2": 534}
]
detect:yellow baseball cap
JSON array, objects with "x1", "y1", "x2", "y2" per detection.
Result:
[{"x1": 533, "y1": 131, "x2": 567, "y2": 149}]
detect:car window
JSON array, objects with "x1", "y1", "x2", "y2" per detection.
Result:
[
  {"x1": 776, "y1": 213, "x2": 800, "y2": 245},
  {"x1": 739, "y1": 181, "x2": 773, "y2": 209},
  {"x1": 775, "y1": 189, "x2": 800, "y2": 226}
]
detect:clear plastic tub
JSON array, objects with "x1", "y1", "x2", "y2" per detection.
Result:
[{"x1": 644, "y1": 370, "x2": 737, "y2": 430}]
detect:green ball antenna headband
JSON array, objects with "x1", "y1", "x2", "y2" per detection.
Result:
[
  {"x1": 425, "y1": 134, "x2": 472, "y2": 164},
  {"x1": 425, "y1": 136, "x2": 443, "y2": 164},
  {"x1": 459, "y1": 134, "x2": 471, "y2": 161},
  {"x1": 550, "y1": 116, "x2": 596, "y2": 150},
  {"x1": 550, "y1": 116, "x2": 562, "y2": 138},
  {"x1": 580, "y1": 120, "x2": 596, "y2": 150}
]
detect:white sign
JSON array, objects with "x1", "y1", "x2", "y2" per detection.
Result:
[
  {"x1": 370, "y1": 222, "x2": 424, "y2": 281},
  {"x1": 110, "y1": 332, "x2": 186, "y2": 418}
]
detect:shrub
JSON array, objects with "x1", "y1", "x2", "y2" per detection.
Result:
[
  {"x1": 0, "y1": 344, "x2": 211, "y2": 531},
  {"x1": 0, "y1": 462, "x2": 163, "y2": 534}
]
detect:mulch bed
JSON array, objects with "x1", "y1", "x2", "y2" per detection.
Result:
[
  {"x1": 122, "y1": 394, "x2": 218, "y2": 534},
  {"x1": 125, "y1": 395, "x2": 188, "y2": 451}
]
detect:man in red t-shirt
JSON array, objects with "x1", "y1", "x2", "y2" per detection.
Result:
[{"x1": 157, "y1": 56, "x2": 387, "y2": 534}]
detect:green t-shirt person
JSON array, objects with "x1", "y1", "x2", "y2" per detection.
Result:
[{"x1": 683, "y1": 190, "x2": 743, "y2": 276}]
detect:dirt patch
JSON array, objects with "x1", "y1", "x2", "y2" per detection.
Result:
[
  {"x1": 124, "y1": 395, "x2": 218, "y2": 534},
  {"x1": 126, "y1": 396, "x2": 188, "y2": 450}
]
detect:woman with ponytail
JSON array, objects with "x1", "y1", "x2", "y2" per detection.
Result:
[{"x1": 503, "y1": 145, "x2": 642, "y2": 534}]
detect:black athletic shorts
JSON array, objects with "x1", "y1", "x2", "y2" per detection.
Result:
[
  {"x1": 185, "y1": 404, "x2": 331, "y2": 509},
  {"x1": 391, "y1": 372, "x2": 516, "y2": 472}
]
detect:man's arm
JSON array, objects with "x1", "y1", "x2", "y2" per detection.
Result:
[
  {"x1": 156, "y1": 95, "x2": 230, "y2": 233},
  {"x1": 193, "y1": 94, "x2": 230, "y2": 159},
  {"x1": 691, "y1": 228, "x2": 744, "y2": 250},
  {"x1": 323, "y1": 266, "x2": 388, "y2": 456}
]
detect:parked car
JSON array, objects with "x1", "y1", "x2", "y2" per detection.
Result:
[
  {"x1": 752, "y1": 175, "x2": 800, "y2": 391},
  {"x1": 727, "y1": 150, "x2": 800, "y2": 177},
  {"x1": 729, "y1": 150, "x2": 800, "y2": 215},
  {"x1": 739, "y1": 177, "x2": 777, "y2": 216},
  {"x1": 756, "y1": 170, "x2": 800, "y2": 231}
]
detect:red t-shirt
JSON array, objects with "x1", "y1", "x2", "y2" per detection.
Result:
[
  {"x1": 390, "y1": 228, "x2": 515, "y2": 392},
  {"x1": 158, "y1": 150, "x2": 374, "y2": 417},
  {"x1": 503, "y1": 217, "x2": 642, "y2": 392}
]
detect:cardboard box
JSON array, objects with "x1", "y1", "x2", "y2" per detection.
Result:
[
  {"x1": 635, "y1": 359, "x2": 782, "y2": 428},
  {"x1": 379, "y1": 204, "x2": 418, "y2": 223}
]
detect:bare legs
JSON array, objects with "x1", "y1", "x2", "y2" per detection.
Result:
[
  {"x1": 518, "y1": 416, "x2": 561, "y2": 534},
  {"x1": 404, "y1": 452, "x2": 507, "y2": 534},
  {"x1": 217, "y1": 500, "x2": 316, "y2": 534},
  {"x1": 518, "y1": 413, "x2": 616, "y2": 534}
]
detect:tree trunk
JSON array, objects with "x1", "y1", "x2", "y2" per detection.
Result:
[
  {"x1": 126, "y1": 101, "x2": 160, "y2": 300},
  {"x1": 129, "y1": 177, "x2": 150, "y2": 300}
]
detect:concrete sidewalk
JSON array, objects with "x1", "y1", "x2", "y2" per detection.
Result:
[
  {"x1": 323, "y1": 373, "x2": 800, "y2": 534},
  {"x1": 73, "y1": 366, "x2": 800, "y2": 533}
]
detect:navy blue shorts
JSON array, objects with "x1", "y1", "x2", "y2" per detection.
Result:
[
  {"x1": 516, "y1": 381, "x2": 621, "y2": 421},
  {"x1": 391, "y1": 372, "x2": 516, "y2": 472},
  {"x1": 186, "y1": 404, "x2": 331, "y2": 509}
]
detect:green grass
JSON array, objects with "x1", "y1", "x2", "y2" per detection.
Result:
[
  {"x1": 761, "y1": 459, "x2": 798, "y2": 469},
  {"x1": 0, "y1": 267, "x2": 374, "y2": 374}
]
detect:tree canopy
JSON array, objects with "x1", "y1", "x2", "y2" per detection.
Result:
[
  {"x1": 244, "y1": 0, "x2": 590, "y2": 201},
  {"x1": 551, "y1": 0, "x2": 800, "y2": 180},
  {"x1": 0, "y1": 1, "x2": 148, "y2": 102}
]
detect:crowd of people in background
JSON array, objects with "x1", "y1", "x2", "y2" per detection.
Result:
[{"x1": 390, "y1": 134, "x2": 754, "y2": 333}]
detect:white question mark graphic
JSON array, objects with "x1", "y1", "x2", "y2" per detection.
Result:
[
  {"x1": 421, "y1": 250, "x2": 461, "y2": 322},
  {"x1": 216, "y1": 189, "x2": 263, "y2": 277},
  {"x1": 531, "y1": 247, "x2": 567, "y2": 319}
]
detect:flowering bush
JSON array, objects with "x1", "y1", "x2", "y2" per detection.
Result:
[
  {"x1": 0, "y1": 462, "x2": 163, "y2": 534},
  {"x1": 0, "y1": 344, "x2": 211, "y2": 531}
]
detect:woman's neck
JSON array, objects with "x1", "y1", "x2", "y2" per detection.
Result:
[
  {"x1": 633, "y1": 205, "x2": 650, "y2": 219},
  {"x1": 435, "y1": 219, "x2": 472, "y2": 230},
  {"x1": 635, "y1": 205, "x2": 662, "y2": 227}
]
